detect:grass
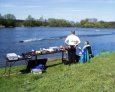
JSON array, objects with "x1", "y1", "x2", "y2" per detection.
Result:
[{"x1": 0, "y1": 53, "x2": 115, "y2": 92}]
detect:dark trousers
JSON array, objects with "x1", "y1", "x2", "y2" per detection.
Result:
[{"x1": 68, "y1": 46, "x2": 76, "y2": 64}]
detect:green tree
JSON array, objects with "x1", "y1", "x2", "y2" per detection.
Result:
[
  {"x1": 48, "y1": 18, "x2": 72, "y2": 27},
  {"x1": 0, "y1": 14, "x2": 4, "y2": 26},
  {"x1": 23, "y1": 15, "x2": 36, "y2": 27},
  {"x1": 80, "y1": 19, "x2": 89, "y2": 26},
  {"x1": 4, "y1": 14, "x2": 16, "y2": 20},
  {"x1": 3, "y1": 14, "x2": 16, "y2": 27}
]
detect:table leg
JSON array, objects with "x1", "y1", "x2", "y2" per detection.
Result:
[
  {"x1": 62, "y1": 51, "x2": 64, "y2": 61},
  {"x1": 4, "y1": 60, "x2": 8, "y2": 74}
]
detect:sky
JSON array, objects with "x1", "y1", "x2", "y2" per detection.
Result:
[{"x1": 0, "y1": 0, "x2": 115, "y2": 22}]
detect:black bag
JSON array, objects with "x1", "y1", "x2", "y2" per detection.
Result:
[{"x1": 26, "y1": 59, "x2": 47, "y2": 72}]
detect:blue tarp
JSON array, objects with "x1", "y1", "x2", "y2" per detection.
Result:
[{"x1": 79, "y1": 49, "x2": 90, "y2": 63}]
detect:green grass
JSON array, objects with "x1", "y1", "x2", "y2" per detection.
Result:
[{"x1": 0, "y1": 53, "x2": 115, "y2": 92}]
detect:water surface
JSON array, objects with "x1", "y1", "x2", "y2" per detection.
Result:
[{"x1": 0, "y1": 27, "x2": 115, "y2": 67}]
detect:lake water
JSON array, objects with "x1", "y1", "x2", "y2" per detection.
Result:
[{"x1": 0, "y1": 27, "x2": 115, "y2": 67}]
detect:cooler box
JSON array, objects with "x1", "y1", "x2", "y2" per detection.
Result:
[{"x1": 6, "y1": 53, "x2": 18, "y2": 61}]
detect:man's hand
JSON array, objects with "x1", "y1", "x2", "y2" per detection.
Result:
[{"x1": 74, "y1": 44, "x2": 78, "y2": 48}]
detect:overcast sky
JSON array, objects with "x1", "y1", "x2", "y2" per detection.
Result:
[{"x1": 0, "y1": 0, "x2": 115, "y2": 22}]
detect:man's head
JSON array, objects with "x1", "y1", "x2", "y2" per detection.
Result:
[{"x1": 71, "y1": 31, "x2": 75, "y2": 34}]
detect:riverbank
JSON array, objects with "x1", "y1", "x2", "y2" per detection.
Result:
[{"x1": 0, "y1": 52, "x2": 115, "y2": 92}]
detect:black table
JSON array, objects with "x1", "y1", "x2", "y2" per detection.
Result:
[{"x1": 4, "y1": 50, "x2": 66, "y2": 75}]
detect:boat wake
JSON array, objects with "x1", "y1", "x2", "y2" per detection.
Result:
[
  {"x1": 19, "y1": 37, "x2": 60, "y2": 43},
  {"x1": 19, "y1": 38, "x2": 43, "y2": 43}
]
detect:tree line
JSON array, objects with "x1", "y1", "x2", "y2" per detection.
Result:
[{"x1": 0, "y1": 13, "x2": 115, "y2": 28}]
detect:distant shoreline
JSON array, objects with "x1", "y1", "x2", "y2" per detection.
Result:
[
  {"x1": 1, "y1": 26, "x2": 115, "y2": 29},
  {"x1": 0, "y1": 26, "x2": 5, "y2": 28}
]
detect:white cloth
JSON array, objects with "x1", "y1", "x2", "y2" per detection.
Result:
[{"x1": 65, "y1": 34, "x2": 81, "y2": 46}]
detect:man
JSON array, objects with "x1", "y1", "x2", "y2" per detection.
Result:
[{"x1": 65, "y1": 31, "x2": 81, "y2": 64}]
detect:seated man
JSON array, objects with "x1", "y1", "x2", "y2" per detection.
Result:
[{"x1": 76, "y1": 47, "x2": 82, "y2": 63}]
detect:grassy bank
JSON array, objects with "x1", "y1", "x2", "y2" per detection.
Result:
[{"x1": 0, "y1": 53, "x2": 115, "y2": 92}]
